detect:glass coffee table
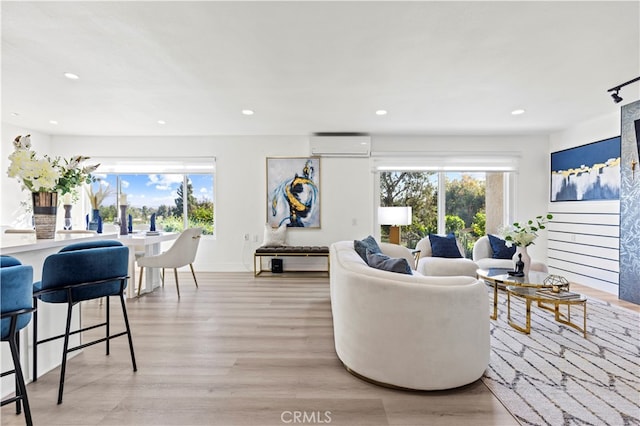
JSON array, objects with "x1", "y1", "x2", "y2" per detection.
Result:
[
  {"x1": 476, "y1": 268, "x2": 554, "y2": 320},
  {"x1": 506, "y1": 286, "x2": 587, "y2": 338}
]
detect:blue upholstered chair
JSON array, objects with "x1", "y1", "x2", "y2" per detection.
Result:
[
  {"x1": 32, "y1": 240, "x2": 137, "y2": 404},
  {"x1": 1, "y1": 255, "x2": 35, "y2": 426}
]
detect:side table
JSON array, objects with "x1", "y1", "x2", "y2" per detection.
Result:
[{"x1": 506, "y1": 286, "x2": 588, "y2": 338}]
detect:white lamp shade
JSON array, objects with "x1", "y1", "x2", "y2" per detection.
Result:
[{"x1": 378, "y1": 206, "x2": 412, "y2": 226}]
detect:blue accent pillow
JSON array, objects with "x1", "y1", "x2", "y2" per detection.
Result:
[
  {"x1": 354, "y1": 235, "x2": 382, "y2": 263},
  {"x1": 366, "y1": 251, "x2": 412, "y2": 275},
  {"x1": 487, "y1": 234, "x2": 516, "y2": 259},
  {"x1": 429, "y1": 233, "x2": 462, "y2": 258}
]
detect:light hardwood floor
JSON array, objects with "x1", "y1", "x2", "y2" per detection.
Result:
[{"x1": 2, "y1": 273, "x2": 636, "y2": 425}]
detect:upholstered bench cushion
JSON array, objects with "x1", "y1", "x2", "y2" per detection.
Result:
[
  {"x1": 255, "y1": 246, "x2": 329, "y2": 255},
  {"x1": 253, "y1": 246, "x2": 330, "y2": 276}
]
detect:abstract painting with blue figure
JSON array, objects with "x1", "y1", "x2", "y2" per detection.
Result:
[{"x1": 268, "y1": 158, "x2": 320, "y2": 228}]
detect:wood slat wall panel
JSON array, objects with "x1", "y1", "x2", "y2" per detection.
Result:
[
  {"x1": 548, "y1": 258, "x2": 619, "y2": 285},
  {"x1": 550, "y1": 212, "x2": 620, "y2": 226},
  {"x1": 548, "y1": 231, "x2": 619, "y2": 249},
  {"x1": 548, "y1": 250, "x2": 619, "y2": 272},
  {"x1": 547, "y1": 203, "x2": 620, "y2": 289},
  {"x1": 548, "y1": 240, "x2": 619, "y2": 261},
  {"x1": 549, "y1": 202, "x2": 619, "y2": 214},
  {"x1": 548, "y1": 268, "x2": 620, "y2": 294},
  {"x1": 547, "y1": 222, "x2": 619, "y2": 237}
]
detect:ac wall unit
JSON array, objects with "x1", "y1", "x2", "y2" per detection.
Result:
[{"x1": 309, "y1": 135, "x2": 371, "y2": 157}]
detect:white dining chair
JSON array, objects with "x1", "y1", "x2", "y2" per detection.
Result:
[{"x1": 136, "y1": 227, "x2": 202, "y2": 297}]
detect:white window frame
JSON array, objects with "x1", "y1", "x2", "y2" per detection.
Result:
[
  {"x1": 90, "y1": 156, "x2": 216, "y2": 237},
  {"x1": 373, "y1": 152, "x2": 519, "y2": 236}
]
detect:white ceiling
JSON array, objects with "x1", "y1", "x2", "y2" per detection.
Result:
[{"x1": 2, "y1": 1, "x2": 639, "y2": 137}]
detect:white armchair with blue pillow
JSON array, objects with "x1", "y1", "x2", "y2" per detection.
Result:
[
  {"x1": 473, "y1": 235, "x2": 548, "y2": 273},
  {"x1": 415, "y1": 234, "x2": 479, "y2": 277}
]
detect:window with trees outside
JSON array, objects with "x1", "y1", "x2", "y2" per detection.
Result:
[
  {"x1": 379, "y1": 169, "x2": 511, "y2": 258},
  {"x1": 88, "y1": 158, "x2": 215, "y2": 236}
]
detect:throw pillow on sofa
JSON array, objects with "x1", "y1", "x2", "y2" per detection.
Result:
[
  {"x1": 366, "y1": 251, "x2": 413, "y2": 275},
  {"x1": 487, "y1": 234, "x2": 516, "y2": 259},
  {"x1": 429, "y1": 233, "x2": 462, "y2": 258},
  {"x1": 354, "y1": 235, "x2": 382, "y2": 263}
]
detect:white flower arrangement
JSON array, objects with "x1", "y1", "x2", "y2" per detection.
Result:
[
  {"x1": 503, "y1": 214, "x2": 553, "y2": 247},
  {"x1": 7, "y1": 134, "x2": 98, "y2": 195}
]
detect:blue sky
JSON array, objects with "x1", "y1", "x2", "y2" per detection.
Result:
[{"x1": 92, "y1": 174, "x2": 213, "y2": 208}]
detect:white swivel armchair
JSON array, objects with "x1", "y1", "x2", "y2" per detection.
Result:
[
  {"x1": 472, "y1": 235, "x2": 548, "y2": 272},
  {"x1": 136, "y1": 227, "x2": 203, "y2": 297},
  {"x1": 415, "y1": 235, "x2": 479, "y2": 277}
]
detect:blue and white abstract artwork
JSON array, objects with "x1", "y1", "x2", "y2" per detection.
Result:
[
  {"x1": 550, "y1": 136, "x2": 621, "y2": 202},
  {"x1": 267, "y1": 157, "x2": 320, "y2": 228}
]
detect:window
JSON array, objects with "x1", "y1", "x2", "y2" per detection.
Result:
[
  {"x1": 89, "y1": 158, "x2": 215, "y2": 235},
  {"x1": 444, "y1": 172, "x2": 486, "y2": 258},
  {"x1": 376, "y1": 154, "x2": 517, "y2": 255},
  {"x1": 379, "y1": 171, "x2": 497, "y2": 255}
]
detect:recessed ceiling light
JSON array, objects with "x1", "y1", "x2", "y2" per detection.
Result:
[
  {"x1": 49, "y1": 120, "x2": 58, "y2": 125},
  {"x1": 64, "y1": 72, "x2": 79, "y2": 80},
  {"x1": 242, "y1": 109, "x2": 254, "y2": 116},
  {"x1": 375, "y1": 110, "x2": 388, "y2": 116},
  {"x1": 157, "y1": 120, "x2": 166, "y2": 125},
  {"x1": 511, "y1": 109, "x2": 526, "y2": 115}
]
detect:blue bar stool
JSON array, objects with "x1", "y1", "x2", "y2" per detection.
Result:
[
  {"x1": 1, "y1": 255, "x2": 35, "y2": 426},
  {"x1": 32, "y1": 240, "x2": 137, "y2": 404}
]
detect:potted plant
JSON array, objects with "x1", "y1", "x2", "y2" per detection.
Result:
[{"x1": 7, "y1": 135, "x2": 98, "y2": 238}]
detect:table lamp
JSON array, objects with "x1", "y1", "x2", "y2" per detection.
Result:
[{"x1": 378, "y1": 206, "x2": 412, "y2": 245}]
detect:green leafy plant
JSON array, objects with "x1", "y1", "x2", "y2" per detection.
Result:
[{"x1": 503, "y1": 214, "x2": 553, "y2": 247}]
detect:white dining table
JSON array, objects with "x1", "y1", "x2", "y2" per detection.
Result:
[{"x1": 117, "y1": 232, "x2": 179, "y2": 298}]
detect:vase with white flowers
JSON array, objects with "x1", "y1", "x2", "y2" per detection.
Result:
[
  {"x1": 502, "y1": 214, "x2": 553, "y2": 275},
  {"x1": 6, "y1": 135, "x2": 98, "y2": 238}
]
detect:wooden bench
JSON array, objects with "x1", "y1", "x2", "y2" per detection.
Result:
[{"x1": 254, "y1": 245, "x2": 330, "y2": 277}]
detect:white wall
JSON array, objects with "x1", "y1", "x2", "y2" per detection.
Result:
[
  {"x1": 2, "y1": 129, "x2": 551, "y2": 271},
  {"x1": 548, "y1": 111, "x2": 621, "y2": 294},
  {"x1": 41, "y1": 135, "x2": 374, "y2": 272}
]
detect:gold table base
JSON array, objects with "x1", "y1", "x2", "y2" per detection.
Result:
[{"x1": 506, "y1": 287, "x2": 588, "y2": 338}]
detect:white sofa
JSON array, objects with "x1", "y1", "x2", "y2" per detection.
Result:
[
  {"x1": 472, "y1": 235, "x2": 548, "y2": 272},
  {"x1": 415, "y1": 235, "x2": 479, "y2": 277},
  {"x1": 329, "y1": 240, "x2": 490, "y2": 390}
]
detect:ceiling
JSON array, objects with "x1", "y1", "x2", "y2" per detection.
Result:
[{"x1": 2, "y1": 1, "x2": 639, "y2": 137}]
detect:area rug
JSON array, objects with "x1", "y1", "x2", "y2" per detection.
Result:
[{"x1": 481, "y1": 291, "x2": 640, "y2": 426}]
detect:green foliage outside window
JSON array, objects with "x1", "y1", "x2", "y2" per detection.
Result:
[
  {"x1": 380, "y1": 171, "x2": 488, "y2": 255},
  {"x1": 159, "y1": 215, "x2": 214, "y2": 235},
  {"x1": 471, "y1": 212, "x2": 486, "y2": 237},
  {"x1": 445, "y1": 215, "x2": 465, "y2": 234}
]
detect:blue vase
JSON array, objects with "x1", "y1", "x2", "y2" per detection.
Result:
[{"x1": 88, "y1": 209, "x2": 100, "y2": 231}]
